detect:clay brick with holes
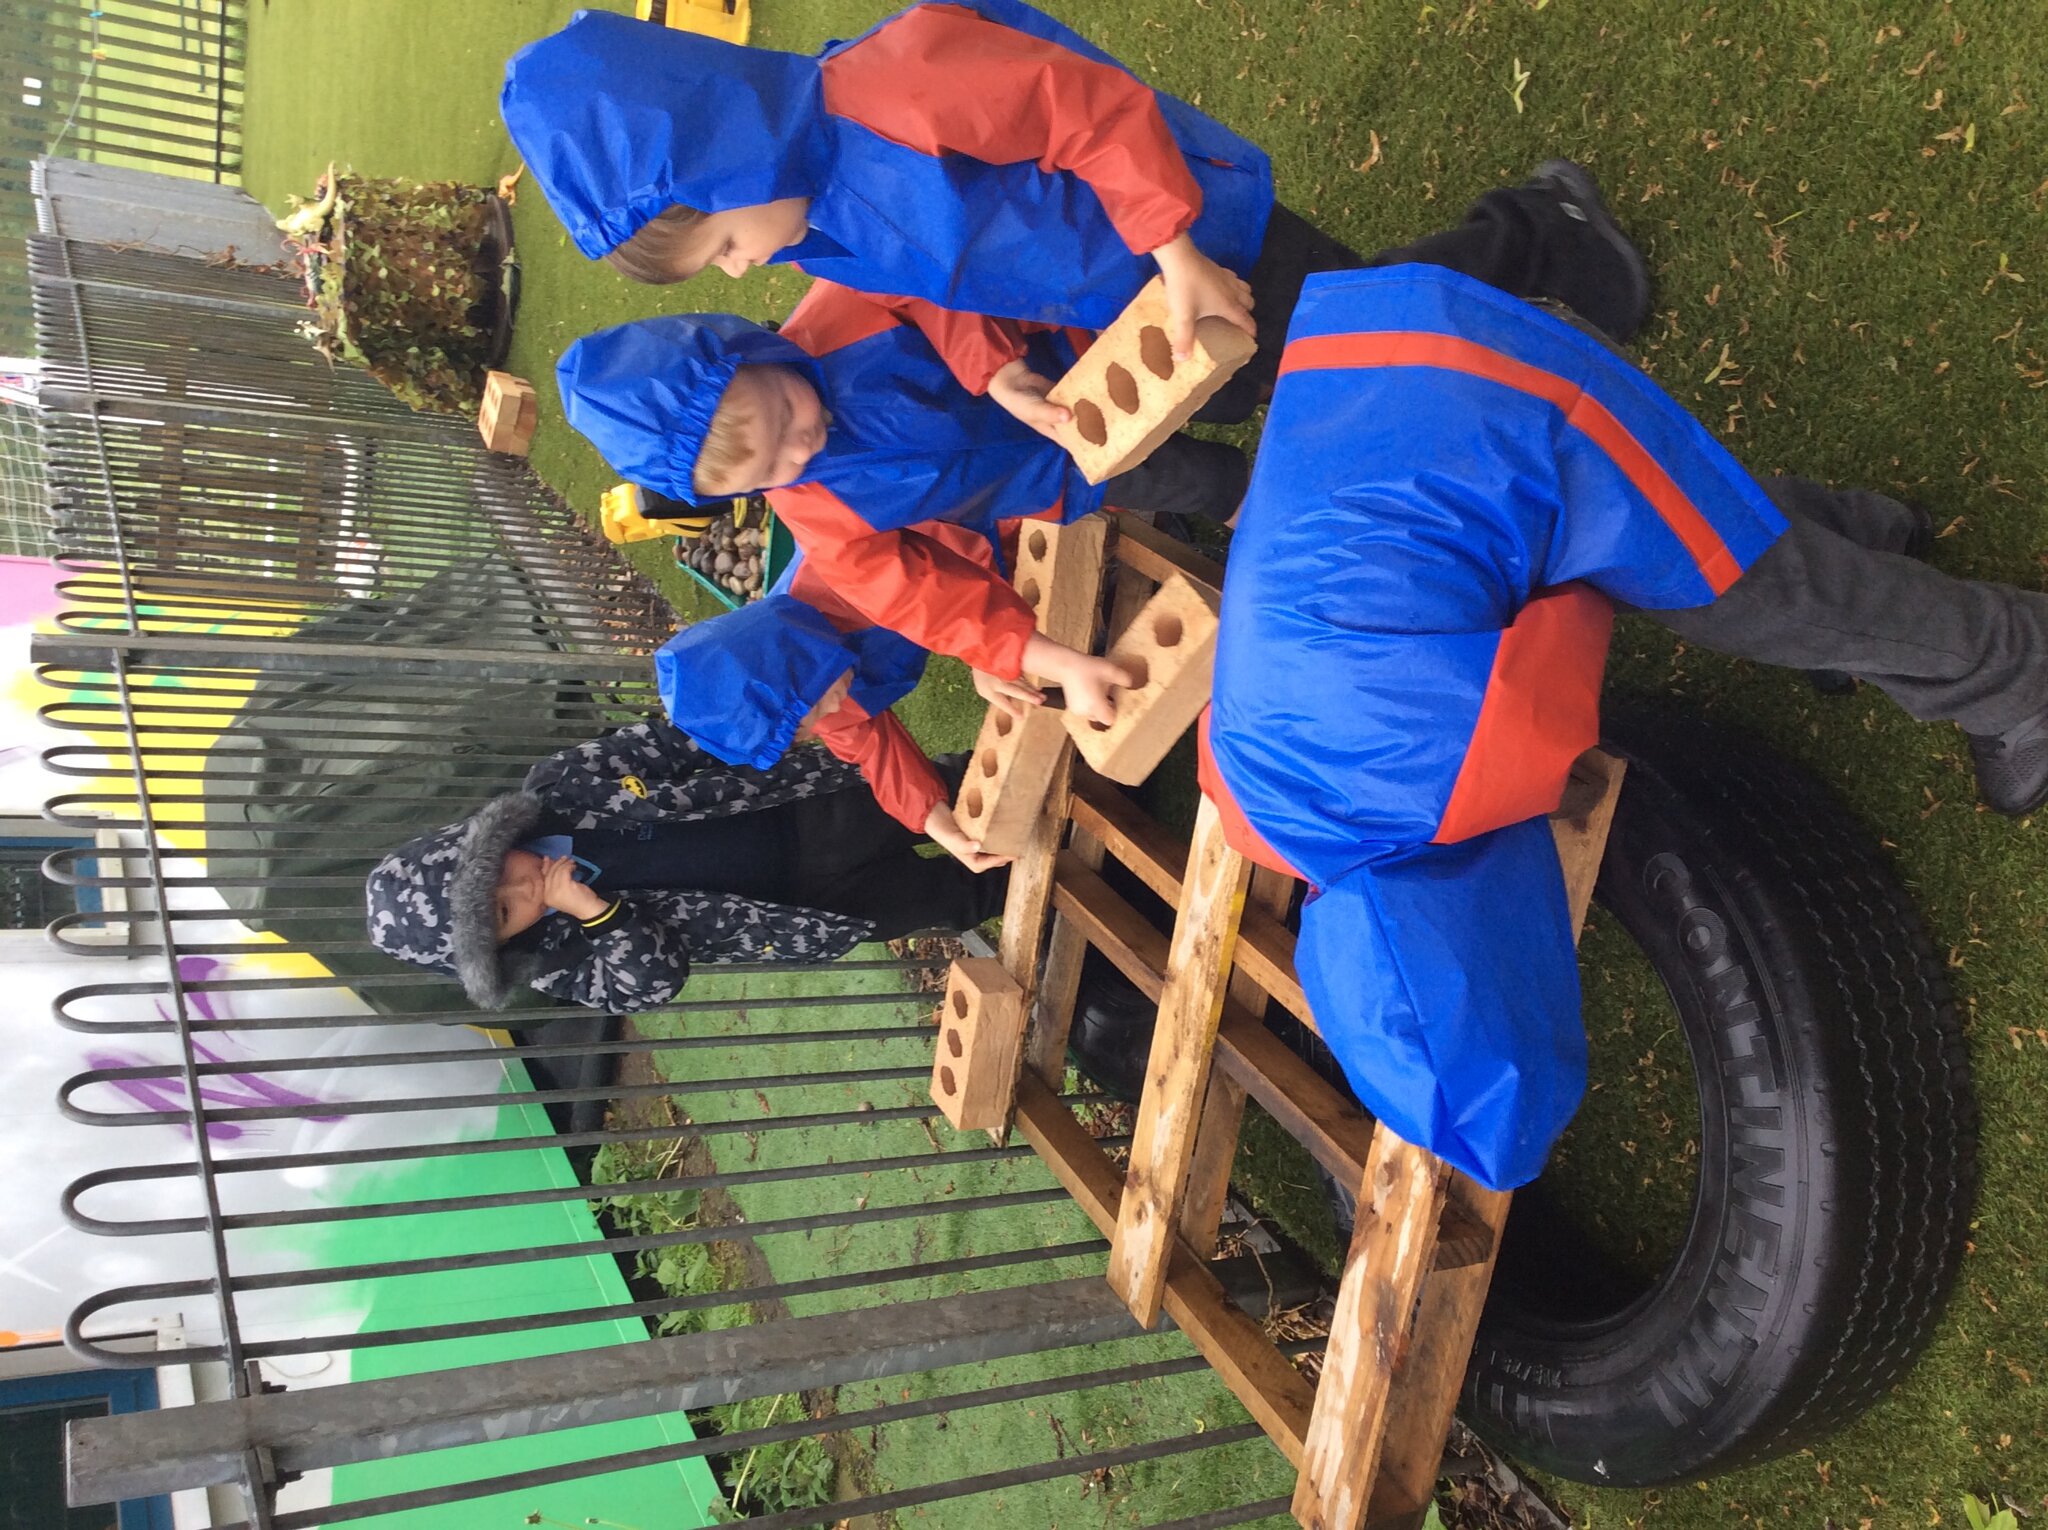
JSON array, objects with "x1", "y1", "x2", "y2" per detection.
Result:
[
  {"x1": 479, "y1": 371, "x2": 539, "y2": 455},
  {"x1": 1012, "y1": 514, "x2": 1108, "y2": 684},
  {"x1": 930, "y1": 957, "x2": 1027, "y2": 1131},
  {"x1": 956, "y1": 703, "x2": 1069, "y2": 858},
  {"x1": 953, "y1": 515, "x2": 1107, "y2": 855},
  {"x1": 1045, "y1": 277, "x2": 1257, "y2": 484},
  {"x1": 1063, "y1": 573, "x2": 1219, "y2": 785}
]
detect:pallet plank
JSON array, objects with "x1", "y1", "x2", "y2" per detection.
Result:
[
  {"x1": 1012, "y1": 1076, "x2": 1314, "y2": 1462},
  {"x1": 1106, "y1": 797, "x2": 1252, "y2": 1327}
]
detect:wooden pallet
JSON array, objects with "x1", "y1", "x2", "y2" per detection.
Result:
[{"x1": 950, "y1": 511, "x2": 1624, "y2": 1529}]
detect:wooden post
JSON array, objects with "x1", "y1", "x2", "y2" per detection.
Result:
[{"x1": 1105, "y1": 797, "x2": 1252, "y2": 1327}]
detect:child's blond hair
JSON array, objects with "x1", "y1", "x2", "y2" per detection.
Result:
[
  {"x1": 693, "y1": 374, "x2": 762, "y2": 497},
  {"x1": 602, "y1": 204, "x2": 710, "y2": 284}
]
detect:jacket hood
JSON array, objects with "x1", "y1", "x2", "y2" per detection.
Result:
[
  {"x1": 654, "y1": 596, "x2": 859, "y2": 769},
  {"x1": 557, "y1": 314, "x2": 822, "y2": 506},
  {"x1": 364, "y1": 791, "x2": 545, "y2": 1010},
  {"x1": 502, "y1": 10, "x2": 830, "y2": 258}
]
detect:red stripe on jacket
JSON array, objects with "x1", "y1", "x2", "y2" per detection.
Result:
[
  {"x1": 818, "y1": 2, "x2": 1203, "y2": 259},
  {"x1": 1278, "y1": 330, "x2": 1744, "y2": 595},
  {"x1": 767, "y1": 482, "x2": 1039, "y2": 678},
  {"x1": 1195, "y1": 708, "x2": 1305, "y2": 883},
  {"x1": 1432, "y1": 583, "x2": 1613, "y2": 845}
]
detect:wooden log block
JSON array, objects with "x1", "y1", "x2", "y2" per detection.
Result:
[
  {"x1": 1064, "y1": 574, "x2": 1219, "y2": 786},
  {"x1": 1106, "y1": 797, "x2": 1251, "y2": 1328},
  {"x1": 1047, "y1": 278, "x2": 1256, "y2": 484},
  {"x1": 929, "y1": 957, "x2": 1026, "y2": 1132},
  {"x1": 479, "y1": 370, "x2": 539, "y2": 456}
]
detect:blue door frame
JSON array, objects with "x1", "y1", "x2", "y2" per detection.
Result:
[{"x1": 0, "y1": 1367, "x2": 173, "y2": 1530}]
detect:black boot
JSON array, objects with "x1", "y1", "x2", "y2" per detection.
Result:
[
  {"x1": 1525, "y1": 159, "x2": 1653, "y2": 343},
  {"x1": 1970, "y1": 711, "x2": 2048, "y2": 816}
]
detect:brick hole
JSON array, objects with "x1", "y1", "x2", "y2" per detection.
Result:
[
  {"x1": 1153, "y1": 613, "x2": 1183, "y2": 648},
  {"x1": 1026, "y1": 528, "x2": 1050, "y2": 561},
  {"x1": 1073, "y1": 399, "x2": 1108, "y2": 446},
  {"x1": 945, "y1": 1027, "x2": 964, "y2": 1057},
  {"x1": 951, "y1": 989, "x2": 969, "y2": 1019},
  {"x1": 992, "y1": 710, "x2": 1015, "y2": 738},
  {"x1": 939, "y1": 1065, "x2": 958, "y2": 1095},
  {"x1": 977, "y1": 748, "x2": 999, "y2": 778},
  {"x1": 1105, "y1": 362, "x2": 1140, "y2": 414},
  {"x1": 1122, "y1": 657, "x2": 1152, "y2": 690},
  {"x1": 963, "y1": 787, "x2": 984, "y2": 819},
  {"x1": 1019, "y1": 577, "x2": 1042, "y2": 609},
  {"x1": 1139, "y1": 325, "x2": 1175, "y2": 380}
]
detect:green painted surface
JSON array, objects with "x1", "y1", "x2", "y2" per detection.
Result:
[{"x1": 324, "y1": 1064, "x2": 722, "y2": 1528}]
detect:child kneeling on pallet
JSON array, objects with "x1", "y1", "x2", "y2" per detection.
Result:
[
  {"x1": 1200, "y1": 265, "x2": 2048, "y2": 1190},
  {"x1": 363, "y1": 597, "x2": 1005, "y2": 1013}
]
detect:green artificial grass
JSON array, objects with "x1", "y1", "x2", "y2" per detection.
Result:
[{"x1": 240, "y1": 2, "x2": 2048, "y2": 1523}]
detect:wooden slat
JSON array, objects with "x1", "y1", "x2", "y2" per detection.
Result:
[
  {"x1": 1212, "y1": 1010, "x2": 1371, "y2": 1190},
  {"x1": 1291, "y1": 1131, "x2": 1450, "y2": 1529},
  {"x1": 1050, "y1": 851, "x2": 1168, "y2": 1003},
  {"x1": 1181, "y1": 867, "x2": 1294, "y2": 1254},
  {"x1": 1012, "y1": 1076, "x2": 1314, "y2": 1463},
  {"x1": 1299, "y1": 749, "x2": 1627, "y2": 1530},
  {"x1": 990, "y1": 732, "x2": 1078, "y2": 1140},
  {"x1": 1107, "y1": 798, "x2": 1252, "y2": 1327},
  {"x1": 1111, "y1": 510, "x2": 1226, "y2": 598},
  {"x1": 1022, "y1": 825, "x2": 1104, "y2": 1086},
  {"x1": 1070, "y1": 773, "x2": 1314, "y2": 1028}
]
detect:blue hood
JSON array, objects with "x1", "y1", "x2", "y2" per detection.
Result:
[
  {"x1": 557, "y1": 315, "x2": 818, "y2": 507},
  {"x1": 502, "y1": 10, "x2": 831, "y2": 258},
  {"x1": 654, "y1": 596, "x2": 857, "y2": 768}
]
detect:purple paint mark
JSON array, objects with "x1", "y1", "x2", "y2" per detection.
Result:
[{"x1": 89, "y1": 959, "x2": 349, "y2": 1140}]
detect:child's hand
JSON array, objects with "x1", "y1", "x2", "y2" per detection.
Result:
[
  {"x1": 924, "y1": 803, "x2": 1013, "y2": 873},
  {"x1": 540, "y1": 855, "x2": 609, "y2": 922},
  {"x1": 972, "y1": 666, "x2": 1046, "y2": 718},
  {"x1": 1152, "y1": 234, "x2": 1255, "y2": 361},
  {"x1": 986, "y1": 360, "x2": 1071, "y2": 441},
  {"x1": 1022, "y1": 635, "x2": 1138, "y2": 730}
]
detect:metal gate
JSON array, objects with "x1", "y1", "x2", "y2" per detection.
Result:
[{"x1": 27, "y1": 232, "x2": 1323, "y2": 1528}]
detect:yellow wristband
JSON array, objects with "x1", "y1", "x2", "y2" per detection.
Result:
[{"x1": 580, "y1": 899, "x2": 623, "y2": 931}]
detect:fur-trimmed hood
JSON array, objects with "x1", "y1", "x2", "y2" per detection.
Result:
[{"x1": 363, "y1": 790, "x2": 544, "y2": 1009}]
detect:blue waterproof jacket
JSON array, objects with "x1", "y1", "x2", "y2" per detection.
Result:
[
  {"x1": 501, "y1": 0, "x2": 1272, "y2": 326},
  {"x1": 1205, "y1": 266, "x2": 1788, "y2": 1189},
  {"x1": 655, "y1": 589, "x2": 925, "y2": 769}
]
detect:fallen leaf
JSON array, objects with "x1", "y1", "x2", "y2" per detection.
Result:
[{"x1": 1509, "y1": 57, "x2": 1532, "y2": 113}]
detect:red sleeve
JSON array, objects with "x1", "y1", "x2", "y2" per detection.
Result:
[
  {"x1": 864, "y1": 293, "x2": 1044, "y2": 395},
  {"x1": 819, "y1": 3, "x2": 1204, "y2": 258},
  {"x1": 813, "y1": 699, "x2": 949, "y2": 832},
  {"x1": 767, "y1": 483, "x2": 1038, "y2": 677}
]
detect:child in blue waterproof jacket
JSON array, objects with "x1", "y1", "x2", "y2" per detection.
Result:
[{"x1": 503, "y1": 2, "x2": 1654, "y2": 435}]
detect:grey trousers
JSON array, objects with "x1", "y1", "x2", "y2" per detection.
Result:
[{"x1": 1645, "y1": 475, "x2": 2048, "y2": 737}]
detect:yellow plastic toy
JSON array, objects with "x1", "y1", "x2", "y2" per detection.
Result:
[
  {"x1": 600, "y1": 483, "x2": 716, "y2": 545},
  {"x1": 636, "y1": 0, "x2": 750, "y2": 46}
]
